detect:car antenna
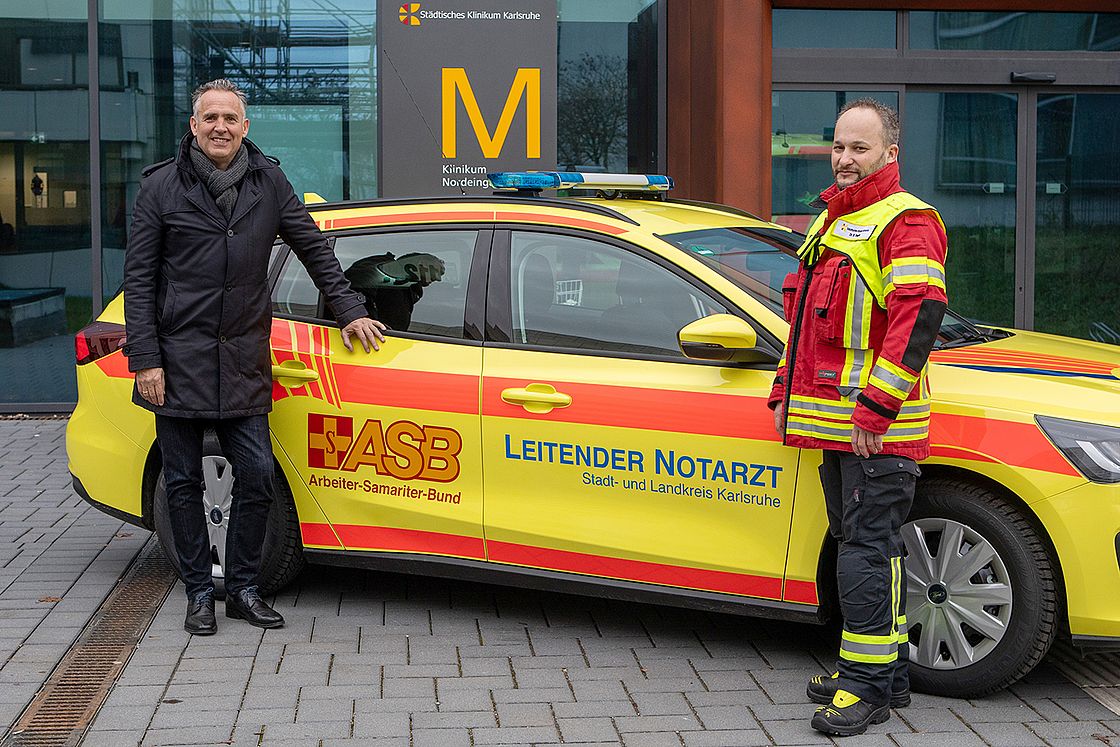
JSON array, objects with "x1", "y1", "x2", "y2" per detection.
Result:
[{"x1": 380, "y1": 47, "x2": 467, "y2": 196}]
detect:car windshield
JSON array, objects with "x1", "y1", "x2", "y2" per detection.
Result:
[{"x1": 660, "y1": 226, "x2": 1003, "y2": 348}]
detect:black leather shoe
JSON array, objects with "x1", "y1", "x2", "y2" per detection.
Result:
[
  {"x1": 807, "y1": 672, "x2": 910, "y2": 708},
  {"x1": 225, "y1": 587, "x2": 284, "y2": 629},
  {"x1": 184, "y1": 590, "x2": 216, "y2": 636},
  {"x1": 811, "y1": 689, "x2": 891, "y2": 737}
]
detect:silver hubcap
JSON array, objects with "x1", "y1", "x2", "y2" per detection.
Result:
[
  {"x1": 902, "y1": 518, "x2": 1013, "y2": 670},
  {"x1": 201, "y1": 456, "x2": 233, "y2": 581}
]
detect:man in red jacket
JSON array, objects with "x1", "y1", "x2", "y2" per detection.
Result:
[{"x1": 768, "y1": 99, "x2": 948, "y2": 737}]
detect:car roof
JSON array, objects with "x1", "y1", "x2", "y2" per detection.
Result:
[{"x1": 307, "y1": 194, "x2": 790, "y2": 237}]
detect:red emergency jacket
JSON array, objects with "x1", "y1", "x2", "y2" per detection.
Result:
[{"x1": 767, "y1": 162, "x2": 948, "y2": 460}]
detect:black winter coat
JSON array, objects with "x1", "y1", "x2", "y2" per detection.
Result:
[{"x1": 122, "y1": 135, "x2": 367, "y2": 418}]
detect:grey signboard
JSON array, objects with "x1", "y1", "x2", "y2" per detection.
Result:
[{"x1": 378, "y1": 0, "x2": 558, "y2": 197}]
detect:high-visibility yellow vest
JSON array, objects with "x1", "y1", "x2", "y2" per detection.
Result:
[{"x1": 797, "y1": 192, "x2": 946, "y2": 310}]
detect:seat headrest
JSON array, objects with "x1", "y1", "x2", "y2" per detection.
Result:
[
  {"x1": 521, "y1": 254, "x2": 555, "y2": 312},
  {"x1": 616, "y1": 260, "x2": 658, "y2": 301}
]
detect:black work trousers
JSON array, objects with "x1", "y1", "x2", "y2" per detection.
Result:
[
  {"x1": 820, "y1": 449, "x2": 919, "y2": 705},
  {"x1": 155, "y1": 414, "x2": 274, "y2": 599}
]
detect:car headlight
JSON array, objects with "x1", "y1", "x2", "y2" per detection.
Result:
[{"x1": 1036, "y1": 415, "x2": 1120, "y2": 484}]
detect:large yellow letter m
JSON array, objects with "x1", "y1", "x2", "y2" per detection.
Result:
[{"x1": 442, "y1": 68, "x2": 540, "y2": 159}]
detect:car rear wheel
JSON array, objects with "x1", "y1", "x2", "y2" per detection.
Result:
[
  {"x1": 152, "y1": 435, "x2": 305, "y2": 598},
  {"x1": 904, "y1": 477, "x2": 1057, "y2": 697}
]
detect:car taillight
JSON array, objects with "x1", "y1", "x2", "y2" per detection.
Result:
[{"x1": 75, "y1": 321, "x2": 126, "y2": 365}]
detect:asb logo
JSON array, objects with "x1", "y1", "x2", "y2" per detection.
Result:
[
  {"x1": 399, "y1": 3, "x2": 421, "y2": 25},
  {"x1": 308, "y1": 414, "x2": 353, "y2": 469},
  {"x1": 308, "y1": 413, "x2": 462, "y2": 482}
]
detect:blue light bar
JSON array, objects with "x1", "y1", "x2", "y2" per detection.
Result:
[{"x1": 488, "y1": 171, "x2": 674, "y2": 192}]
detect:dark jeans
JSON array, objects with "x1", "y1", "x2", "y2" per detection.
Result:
[
  {"x1": 820, "y1": 449, "x2": 919, "y2": 705},
  {"x1": 155, "y1": 414, "x2": 274, "y2": 599}
]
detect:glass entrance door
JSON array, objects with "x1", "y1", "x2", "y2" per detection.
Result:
[
  {"x1": 900, "y1": 89, "x2": 1120, "y2": 343},
  {"x1": 902, "y1": 92, "x2": 1018, "y2": 330},
  {"x1": 1034, "y1": 93, "x2": 1120, "y2": 343}
]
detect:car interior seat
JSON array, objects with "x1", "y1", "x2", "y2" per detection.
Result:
[{"x1": 599, "y1": 260, "x2": 679, "y2": 352}]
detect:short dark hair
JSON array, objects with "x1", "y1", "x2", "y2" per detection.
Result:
[
  {"x1": 191, "y1": 79, "x2": 247, "y2": 117},
  {"x1": 838, "y1": 98, "x2": 900, "y2": 146}
]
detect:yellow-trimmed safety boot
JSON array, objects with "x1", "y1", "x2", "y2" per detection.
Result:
[
  {"x1": 807, "y1": 671, "x2": 911, "y2": 708},
  {"x1": 810, "y1": 689, "x2": 891, "y2": 737}
]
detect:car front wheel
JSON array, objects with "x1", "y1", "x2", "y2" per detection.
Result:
[
  {"x1": 152, "y1": 436, "x2": 305, "y2": 598},
  {"x1": 904, "y1": 477, "x2": 1058, "y2": 697}
]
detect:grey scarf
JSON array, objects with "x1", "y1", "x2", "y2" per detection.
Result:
[{"x1": 189, "y1": 140, "x2": 249, "y2": 221}]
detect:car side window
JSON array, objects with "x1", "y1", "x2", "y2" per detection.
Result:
[
  {"x1": 271, "y1": 230, "x2": 477, "y2": 339},
  {"x1": 510, "y1": 231, "x2": 730, "y2": 357},
  {"x1": 271, "y1": 247, "x2": 319, "y2": 318}
]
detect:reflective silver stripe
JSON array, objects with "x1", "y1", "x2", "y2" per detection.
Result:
[
  {"x1": 786, "y1": 420, "x2": 853, "y2": 438},
  {"x1": 888, "y1": 270, "x2": 928, "y2": 285},
  {"x1": 870, "y1": 362, "x2": 914, "y2": 396},
  {"x1": 841, "y1": 640, "x2": 896, "y2": 656},
  {"x1": 845, "y1": 275, "x2": 870, "y2": 348},
  {"x1": 899, "y1": 402, "x2": 930, "y2": 417},
  {"x1": 842, "y1": 348, "x2": 870, "y2": 389},
  {"x1": 884, "y1": 423, "x2": 929, "y2": 437},
  {"x1": 790, "y1": 398, "x2": 929, "y2": 426},
  {"x1": 885, "y1": 262, "x2": 945, "y2": 290},
  {"x1": 789, "y1": 398, "x2": 855, "y2": 417}
]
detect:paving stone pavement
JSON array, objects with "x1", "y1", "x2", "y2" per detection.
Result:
[
  {"x1": 2, "y1": 418, "x2": 1119, "y2": 746},
  {"x1": 0, "y1": 419, "x2": 149, "y2": 727}
]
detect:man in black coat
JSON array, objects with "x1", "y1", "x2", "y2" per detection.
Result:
[{"x1": 123, "y1": 78, "x2": 386, "y2": 635}]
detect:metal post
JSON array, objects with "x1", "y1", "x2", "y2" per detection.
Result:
[
  {"x1": 88, "y1": 0, "x2": 103, "y2": 315},
  {"x1": 657, "y1": 0, "x2": 667, "y2": 174}
]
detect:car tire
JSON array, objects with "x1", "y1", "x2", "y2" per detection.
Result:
[
  {"x1": 152, "y1": 433, "x2": 305, "y2": 599},
  {"x1": 904, "y1": 477, "x2": 1057, "y2": 698}
]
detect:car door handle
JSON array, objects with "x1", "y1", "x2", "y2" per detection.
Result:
[
  {"x1": 271, "y1": 362, "x2": 319, "y2": 382},
  {"x1": 501, "y1": 383, "x2": 572, "y2": 413}
]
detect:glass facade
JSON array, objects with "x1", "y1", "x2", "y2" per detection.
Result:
[
  {"x1": 910, "y1": 12, "x2": 1120, "y2": 51},
  {"x1": 556, "y1": 0, "x2": 658, "y2": 173},
  {"x1": 98, "y1": 0, "x2": 379, "y2": 302},
  {"x1": 773, "y1": 9, "x2": 1120, "y2": 341},
  {"x1": 0, "y1": 4, "x2": 92, "y2": 405},
  {"x1": 902, "y1": 93, "x2": 1017, "y2": 327},
  {"x1": 772, "y1": 9, "x2": 896, "y2": 49},
  {"x1": 1, "y1": 0, "x2": 661, "y2": 407},
  {"x1": 771, "y1": 90, "x2": 898, "y2": 233},
  {"x1": 1035, "y1": 93, "x2": 1120, "y2": 342}
]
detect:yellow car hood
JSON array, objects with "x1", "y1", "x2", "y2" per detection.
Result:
[{"x1": 930, "y1": 329, "x2": 1120, "y2": 425}]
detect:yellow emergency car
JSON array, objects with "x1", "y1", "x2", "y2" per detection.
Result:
[{"x1": 67, "y1": 172, "x2": 1120, "y2": 698}]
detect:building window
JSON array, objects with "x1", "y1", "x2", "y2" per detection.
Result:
[
  {"x1": 557, "y1": 0, "x2": 659, "y2": 173},
  {"x1": 99, "y1": 0, "x2": 378, "y2": 306},
  {"x1": 902, "y1": 92, "x2": 1017, "y2": 329},
  {"x1": 772, "y1": 10, "x2": 896, "y2": 50},
  {"x1": 0, "y1": 5, "x2": 92, "y2": 405},
  {"x1": 910, "y1": 12, "x2": 1120, "y2": 52},
  {"x1": 770, "y1": 90, "x2": 898, "y2": 233}
]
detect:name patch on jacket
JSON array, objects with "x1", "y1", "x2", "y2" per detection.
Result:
[
  {"x1": 818, "y1": 369, "x2": 838, "y2": 380},
  {"x1": 832, "y1": 220, "x2": 877, "y2": 240}
]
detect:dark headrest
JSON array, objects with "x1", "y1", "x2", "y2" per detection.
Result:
[
  {"x1": 521, "y1": 254, "x2": 555, "y2": 311},
  {"x1": 616, "y1": 260, "x2": 657, "y2": 300}
]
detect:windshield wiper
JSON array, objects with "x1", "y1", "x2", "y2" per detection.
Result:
[{"x1": 938, "y1": 333, "x2": 993, "y2": 349}]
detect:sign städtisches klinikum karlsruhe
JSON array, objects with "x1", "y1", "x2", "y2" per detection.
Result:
[{"x1": 378, "y1": 0, "x2": 558, "y2": 197}]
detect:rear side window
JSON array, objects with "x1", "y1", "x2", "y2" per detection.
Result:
[{"x1": 271, "y1": 230, "x2": 478, "y2": 339}]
